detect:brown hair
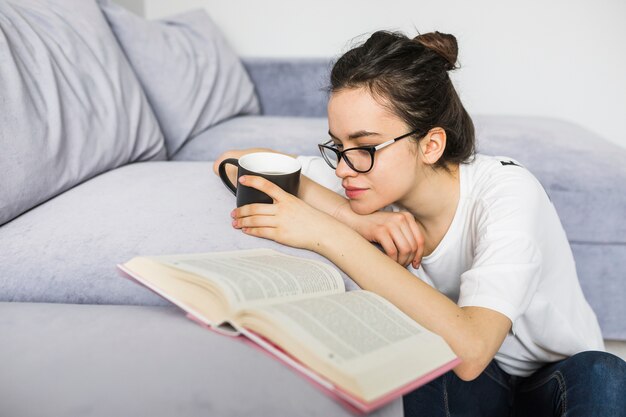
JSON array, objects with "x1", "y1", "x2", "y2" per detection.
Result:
[{"x1": 329, "y1": 30, "x2": 475, "y2": 169}]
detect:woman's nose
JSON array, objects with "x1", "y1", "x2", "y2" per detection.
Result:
[{"x1": 335, "y1": 156, "x2": 358, "y2": 178}]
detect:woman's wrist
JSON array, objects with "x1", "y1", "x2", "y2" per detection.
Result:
[{"x1": 332, "y1": 201, "x2": 358, "y2": 227}]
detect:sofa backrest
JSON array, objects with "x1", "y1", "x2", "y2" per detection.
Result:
[
  {"x1": 0, "y1": 0, "x2": 166, "y2": 226},
  {"x1": 243, "y1": 58, "x2": 332, "y2": 118},
  {"x1": 98, "y1": 1, "x2": 260, "y2": 158}
]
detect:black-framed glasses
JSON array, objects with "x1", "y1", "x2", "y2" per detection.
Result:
[{"x1": 317, "y1": 128, "x2": 425, "y2": 173}]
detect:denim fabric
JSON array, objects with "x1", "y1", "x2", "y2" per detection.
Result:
[{"x1": 403, "y1": 351, "x2": 626, "y2": 417}]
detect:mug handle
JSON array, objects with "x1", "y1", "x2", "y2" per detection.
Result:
[{"x1": 218, "y1": 158, "x2": 239, "y2": 196}]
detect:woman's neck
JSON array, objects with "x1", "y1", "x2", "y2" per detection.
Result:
[{"x1": 397, "y1": 164, "x2": 461, "y2": 257}]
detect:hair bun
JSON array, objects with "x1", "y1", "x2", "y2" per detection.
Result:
[{"x1": 413, "y1": 31, "x2": 458, "y2": 70}]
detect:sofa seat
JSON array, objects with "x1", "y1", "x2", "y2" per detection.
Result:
[
  {"x1": 0, "y1": 301, "x2": 401, "y2": 417},
  {"x1": 172, "y1": 115, "x2": 329, "y2": 162},
  {"x1": 0, "y1": 161, "x2": 358, "y2": 306}
]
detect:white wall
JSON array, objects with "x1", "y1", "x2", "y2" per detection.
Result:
[{"x1": 120, "y1": 0, "x2": 626, "y2": 150}]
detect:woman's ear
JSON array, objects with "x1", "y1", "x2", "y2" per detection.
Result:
[{"x1": 420, "y1": 127, "x2": 447, "y2": 166}]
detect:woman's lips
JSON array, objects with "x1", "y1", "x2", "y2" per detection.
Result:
[{"x1": 344, "y1": 186, "x2": 368, "y2": 199}]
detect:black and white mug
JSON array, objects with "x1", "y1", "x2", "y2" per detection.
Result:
[{"x1": 218, "y1": 152, "x2": 301, "y2": 207}]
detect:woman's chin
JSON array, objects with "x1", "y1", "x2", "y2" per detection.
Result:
[{"x1": 349, "y1": 200, "x2": 380, "y2": 216}]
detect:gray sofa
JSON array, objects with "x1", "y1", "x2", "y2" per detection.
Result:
[{"x1": 1, "y1": 1, "x2": 625, "y2": 416}]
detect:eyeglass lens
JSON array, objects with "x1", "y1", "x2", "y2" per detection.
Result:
[{"x1": 321, "y1": 146, "x2": 372, "y2": 172}]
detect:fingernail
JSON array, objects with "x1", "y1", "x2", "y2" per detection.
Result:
[
  {"x1": 232, "y1": 220, "x2": 237, "y2": 228},
  {"x1": 239, "y1": 176, "x2": 246, "y2": 184},
  {"x1": 230, "y1": 210, "x2": 235, "y2": 218}
]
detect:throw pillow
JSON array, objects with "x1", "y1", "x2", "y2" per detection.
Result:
[
  {"x1": 0, "y1": 0, "x2": 166, "y2": 226},
  {"x1": 98, "y1": 1, "x2": 261, "y2": 158}
]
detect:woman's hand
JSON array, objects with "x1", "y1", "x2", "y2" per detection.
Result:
[
  {"x1": 231, "y1": 175, "x2": 339, "y2": 251},
  {"x1": 344, "y1": 209, "x2": 425, "y2": 269}
]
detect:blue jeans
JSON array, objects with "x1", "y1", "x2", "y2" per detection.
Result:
[{"x1": 403, "y1": 351, "x2": 626, "y2": 417}]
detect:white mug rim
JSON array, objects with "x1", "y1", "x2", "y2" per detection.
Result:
[{"x1": 239, "y1": 152, "x2": 301, "y2": 175}]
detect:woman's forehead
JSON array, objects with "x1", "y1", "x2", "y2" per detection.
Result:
[{"x1": 328, "y1": 88, "x2": 405, "y2": 138}]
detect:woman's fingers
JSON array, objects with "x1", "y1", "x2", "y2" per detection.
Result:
[
  {"x1": 368, "y1": 212, "x2": 423, "y2": 267},
  {"x1": 407, "y1": 215, "x2": 425, "y2": 268},
  {"x1": 240, "y1": 226, "x2": 278, "y2": 242},
  {"x1": 375, "y1": 232, "x2": 400, "y2": 263},
  {"x1": 374, "y1": 223, "x2": 412, "y2": 265},
  {"x1": 232, "y1": 203, "x2": 277, "y2": 219},
  {"x1": 232, "y1": 203, "x2": 279, "y2": 229},
  {"x1": 233, "y1": 214, "x2": 278, "y2": 229},
  {"x1": 239, "y1": 175, "x2": 287, "y2": 202},
  {"x1": 388, "y1": 222, "x2": 416, "y2": 267}
]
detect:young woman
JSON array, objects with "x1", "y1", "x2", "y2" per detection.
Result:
[{"x1": 214, "y1": 31, "x2": 626, "y2": 416}]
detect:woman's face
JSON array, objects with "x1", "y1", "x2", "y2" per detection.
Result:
[{"x1": 327, "y1": 87, "x2": 423, "y2": 215}]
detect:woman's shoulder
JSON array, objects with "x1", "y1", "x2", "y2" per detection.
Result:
[
  {"x1": 465, "y1": 154, "x2": 546, "y2": 196},
  {"x1": 463, "y1": 154, "x2": 552, "y2": 218}
]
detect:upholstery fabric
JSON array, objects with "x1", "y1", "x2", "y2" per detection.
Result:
[
  {"x1": 243, "y1": 58, "x2": 331, "y2": 117},
  {"x1": 0, "y1": 0, "x2": 166, "y2": 226},
  {"x1": 0, "y1": 302, "x2": 402, "y2": 417},
  {"x1": 473, "y1": 115, "x2": 626, "y2": 245},
  {"x1": 0, "y1": 162, "x2": 359, "y2": 307},
  {"x1": 175, "y1": 115, "x2": 626, "y2": 246},
  {"x1": 1, "y1": 133, "x2": 625, "y2": 338},
  {"x1": 172, "y1": 116, "x2": 328, "y2": 161},
  {"x1": 99, "y1": 1, "x2": 260, "y2": 157}
]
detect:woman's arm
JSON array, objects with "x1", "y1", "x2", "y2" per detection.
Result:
[
  {"x1": 232, "y1": 175, "x2": 512, "y2": 381},
  {"x1": 314, "y1": 225, "x2": 512, "y2": 381},
  {"x1": 214, "y1": 149, "x2": 424, "y2": 267}
]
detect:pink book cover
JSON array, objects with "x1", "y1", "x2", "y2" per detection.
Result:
[
  {"x1": 185, "y1": 311, "x2": 460, "y2": 414},
  {"x1": 118, "y1": 264, "x2": 461, "y2": 414}
]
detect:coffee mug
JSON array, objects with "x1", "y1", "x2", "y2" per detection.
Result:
[{"x1": 218, "y1": 152, "x2": 301, "y2": 207}]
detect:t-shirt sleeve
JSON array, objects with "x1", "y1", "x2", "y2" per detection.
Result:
[
  {"x1": 296, "y1": 155, "x2": 345, "y2": 195},
  {"x1": 458, "y1": 169, "x2": 545, "y2": 329}
]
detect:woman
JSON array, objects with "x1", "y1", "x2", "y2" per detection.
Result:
[{"x1": 215, "y1": 31, "x2": 625, "y2": 416}]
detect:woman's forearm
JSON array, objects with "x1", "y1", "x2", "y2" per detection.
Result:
[
  {"x1": 298, "y1": 175, "x2": 353, "y2": 224},
  {"x1": 314, "y1": 222, "x2": 509, "y2": 381}
]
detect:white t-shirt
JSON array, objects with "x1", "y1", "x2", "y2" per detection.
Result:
[{"x1": 297, "y1": 154, "x2": 604, "y2": 377}]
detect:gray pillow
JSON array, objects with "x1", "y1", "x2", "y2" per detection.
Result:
[
  {"x1": 98, "y1": 1, "x2": 261, "y2": 158},
  {"x1": 0, "y1": 0, "x2": 166, "y2": 227}
]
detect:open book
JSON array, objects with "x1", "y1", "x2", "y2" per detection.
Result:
[{"x1": 118, "y1": 248, "x2": 459, "y2": 413}]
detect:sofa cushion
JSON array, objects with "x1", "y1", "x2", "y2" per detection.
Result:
[
  {"x1": 174, "y1": 115, "x2": 626, "y2": 246},
  {"x1": 0, "y1": 161, "x2": 359, "y2": 307},
  {"x1": 173, "y1": 115, "x2": 328, "y2": 161},
  {"x1": 98, "y1": 1, "x2": 260, "y2": 158},
  {"x1": 0, "y1": 0, "x2": 166, "y2": 227},
  {"x1": 242, "y1": 58, "x2": 331, "y2": 117},
  {"x1": 0, "y1": 302, "x2": 401, "y2": 417},
  {"x1": 473, "y1": 115, "x2": 626, "y2": 245}
]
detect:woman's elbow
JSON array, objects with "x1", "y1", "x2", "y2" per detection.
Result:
[
  {"x1": 453, "y1": 361, "x2": 487, "y2": 381},
  {"x1": 452, "y1": 340, "x2": 493, "y2": 381}
]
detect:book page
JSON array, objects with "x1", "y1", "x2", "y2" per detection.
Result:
[
  {"x1": 153, "y1": 249, "x2": 345, "y2": 310},
  {"x1": 118, "y1": 261, "x2": 229, "y2": 326},
  {"x1": 247, "y1": 290, "x2": 423, "y2": 362},
  {"x1": 237, "y1": 290, "x2": 456, "y2": 402}
]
